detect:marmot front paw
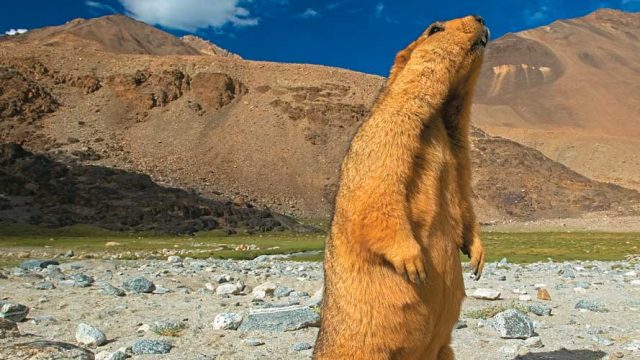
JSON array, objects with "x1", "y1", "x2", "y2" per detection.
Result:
[{"x1": 387, "y1": 243, "x2": 428, "y2": 284}]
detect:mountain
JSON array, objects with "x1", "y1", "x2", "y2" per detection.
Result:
[
  {"x1": 0, "y1": 13, "x2": 639, "y2": 226},
  {"x1": 473, "y1": 8, "x2": 640, "y2": 191}
]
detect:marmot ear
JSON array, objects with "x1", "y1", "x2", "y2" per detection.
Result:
[{"x1": 387, "y1": 39, "x2": 419, "y2": 86}]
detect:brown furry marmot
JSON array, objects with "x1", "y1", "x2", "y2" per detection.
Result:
[{"x1": 314, "y1": 15, "x2": 488, "y2": 360}]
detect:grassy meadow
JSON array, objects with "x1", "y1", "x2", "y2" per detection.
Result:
[{"x1": 0, "y1": 224, "x2": 639, "y2": 266}]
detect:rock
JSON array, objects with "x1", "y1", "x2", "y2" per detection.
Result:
[
  {"x1": 35, "y1": 281, "x2": 55, "y2": 290},
  {"x1": 290, "y1": 291, "x2": 310, "y2": 298},
  {"x1": 560, "y1": 265, "x2": 576, "y2": 279},
  {"x1": 630, "y1": 279, "x2": 640, "y2": 286},
  {"x1": 100, "y1": 284, "x2": 125, "y2": 297},
  {"x1": 624, "y1": 271, "x2": 637, "y2": 277},
  {"x1": 252, "y1": 282, "x2": 277, "y2": 299},
  {"x1": 292, "y1": 342, "x2": 313, "y2": 351},
  {"x1": 455, "y1": 320, "x2": 468, "y2": 329},
  {"x1": 243, "y1": 339, "x2": 265, "y2": 346},
  {"x1": 528, "y1": 303, "x2": 552, "y2": 316},
  {"x1": 76, "y1": 323, "x2": 107, "y2": 347},
  {"x1": 71, "y1": 273, "x2": 95, "y2": 287},
  {"x1": 592, "y1": 335, "x2": 614, "y2": 346},
  {"x1": 574, "y1": 281, "x2": 590, "y2": 289},
  {"x1": 152, "y1": 320, "x2": 185, "y2": 335},
  {"x1": 519, "y1": 295, "x2": 532, "y2": 301},
  {"x1": 497, "y1": 275, "x2": 507, "y2": 281},
  {"x1": 575, "y1": 300, "x2": 609, "y2": 313},
  {"x1": 305, "y1": 288, "x2": 323, "y2": 307},
  {"x1": 167, "y1": 255, "x2": 182, "y2": 263},
  {"x1": 132, "y1": 339, "x2": 172, "y2": 355},
  {"x1": 8, "y1": 341, "x2": 94, "y2": 359},
  {"x1": 212, "y1": 312, "x2": 243, "y2": 330},
  {"x1": 216, "y1": 282, "x2": 243, "y2": 296},
  {"x1": 96, "y1": 350, "x2": 127, "y2": 360},
  {"x1": 623, "y1": 340, "x2": 640, "y2": 351},
  {"x1": 152, "y1": 285, "x2": 170, "y2": 294},
  {"x1": 533, "y1": 284, "x2": 547, "y2": 290},
  {"x1": 0, "y1": 301, "x2": 29, "y2": 322},
  {"x1": 536, "y1": 288, "x2": 552, "y2": 301},
  {"x1": 238, "y1": 304, "x2": 320, "y2": 331},
  {"x1": 122, "y1": 276, "x2": 156, "y2": 293},
  {"x1": 471, "y1": 288, "x2": 501, "y2": 300},
  {"x1": 524, "y1": 336, "x2": 544, "y2": 348},
  {"x1": 20, "y1": 259, "x2": 59, "y2": 270},
  {"x1": 492, "y1": 309, "x2": 535, "y2": 339},
  {"x1": 274, "y1": 286, "x2": 294, "y2": 298},
  {"x1": 212, "y1": 274, "x2": 232, "y2": 283},
  {"x1": 0, "y1": 318, "x2": 20, "y2": 339},
  {"x1": 31, "y1": 315, "x2": 57, "y2": 326}
]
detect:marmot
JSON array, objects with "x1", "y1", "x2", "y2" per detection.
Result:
[{"x1": 314, "y1": 15, "x2": 488, "y2": 360}]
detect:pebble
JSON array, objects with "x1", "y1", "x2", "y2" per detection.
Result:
[
  {"x1": 252, "y1": 282, "x2": 277, "y2": 299},
  {"x1": 492, "y1": 309, "x2": 535, "y2": 339},
  {"x1": 244, "y1": 339, "x2": 265, "y2": 346},
  {"x1": 274, "y1": 286, "x2": 294, "y2": 298},
  {"x1": 20, "y1": 259, "x2": 59, "y2": 270},
  {"x1": 524, "y1": 336, "x2": 544, "y2": 348},
  {"x1": 34, "y1": 281, "x2": 55, "y2": 290},
  {"x1": 239, "y1": 305, "x2": 320, "y2": 331},
  {"x1": 575, "y1": 300, "x2": 609, "y2": 313},
  {"x1": 536, "y1": 288, "x2": 552, "y2": 301},
  {"x1": 592, "y1": 335, "x2": 614, "y2": 346},
  {"x1": 122, "y1": 276, "x2": 156, "y2": 293},
  {"x1": 216, "y1": 282, "x2": 243, "y2": 296},
  {"x1": 95, "y1": 350, "x2": 127, "y2": 360},
  {"x1": 528, "y1": 303, "x2": 552, "y2": 316},
  {"x1": 0, "y1": 301, "x2": 29, "y2": 322},
  {"x1": 100, "y1": 284, "x2": 126, "y2": 296},
  {"x1": 213, "y1": 312, "x2": 243, "y2": 330},
  {"x1": 132, "y1": 339, "x2": 173, "y2": 355},
  {"x1": 519, "y1": 295, "x2": 532, "y2": 301},
  {"x1": 471, "y1": 288, "x2": 501, "y2": 300},
  {"x1": 75, "y1": 323, "x2": 107, "y2": 347},
  {"x1": 291, "y1": 342, "x2": 313, "y2": 351},
  {"x1": 70, "y1": 273, "x2": 94, "y2": 287}
]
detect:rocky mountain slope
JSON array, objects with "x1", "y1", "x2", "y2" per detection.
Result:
[
  {"x1": 0, "y1": 12, "x2": 638, "y2": 224},
  {"x1": 473, "y1": 9, "x2": 640, "y2": 191}
]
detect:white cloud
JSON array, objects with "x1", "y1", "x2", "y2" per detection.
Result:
[
  {"x1": 86, "y1": 0, "x2": 116, "y2": 12},
  {"x1": 622, "y1": 0, "x2": 640, "y2": 10},
  {"x1": 116, "y1": 0, "x2": 258, "y2": 31},
  {"x1": 523, "y1": 0, "x2": 551, "y2": 26},
  {"x1": 374, "y1": 2, "x2": 385, "y2": 18},
  {"x1": 4, "y1": 29, "x2": 28, "y2": 36},
  {"x1": 299, "y1": 8, "x2": 320, "y2": 18}
]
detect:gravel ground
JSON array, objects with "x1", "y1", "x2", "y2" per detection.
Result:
[{"x1": 1, "y1": 257, "x2": 639, "y2": 359}]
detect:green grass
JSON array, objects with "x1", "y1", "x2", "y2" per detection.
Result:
[{"x1": 0, "y1": 225, "x2": 639, "y2": 265}]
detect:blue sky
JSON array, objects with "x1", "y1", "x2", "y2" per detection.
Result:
[{"x1": 1, "y1": 0, "x2": 639, "y2": 75}]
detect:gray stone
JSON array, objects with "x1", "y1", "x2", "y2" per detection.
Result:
[
  {"x1": 528, "y1": 303, "x2": 552, "y2": 316},
  {"x1": 574, "y1": 281, "x2": 590, "y2": 289},
  {"x1": 575, "y1": 300, "x2": 609, "y2": 313},
  {"x1": 70, "y1": 274, "x2": 95, "y2": 288},
  {"x1": 213, "y1": 312, "x2": 243, "y2": 330},
  {"x1": 216, "y1": 282, "x2": 243, "y2": 296},
  {"x1": 132, "y1": 339, "x2": 172, "y2": 354},
  {"x1": 96, "y1": 350, "x2": 127, "y2": 360},
  {"x1": 291, "y1": 342, "x2": 313, "y2": 351},
  {"x1": 524, "y1": 336, "x2": 544, "y2": 348},
  {"x1": 76, "y1": 323, "x2": 107, "y2": 346},
  {"x1": 20, "y1": 259, "x2": 59, "y2": 270},
  {"x1": 244, "y1": 339, "x2": 265, "y2": 346},
  {"x1": 238, "y1": 305, "x2": 320, "y2": 331},
  {"x1": 212, "y1": 274, "x2": 232, "y2": 283},
  {"x1": 560, "y1": 265, "x2": 576, "y2": 279},
  {"x1": 592, "y1": 335, "x2": 614, "y2": 346},
  {"x1": 122, "y1": 276, "x2": 156, "y2": 293},
  {"x1": 306, "y1": 288, "x2": 323, "y2": 308},
  {"x1": 471, "y1": 288, "x2": 501, "y2": 300},
  {"x1": 492, "y1": 309, "x2": 535, "y2": 339},
  {"x1": 152, "y1": 320, "x2": 185, "y2": 335},
  {"x1": 289, "y1": 291, "x2": 310, "y2": 298},
  {"x1": 252, "y1": 282, "x2": 277, "y2": 299},
  {"x1": 455, "y1": 320, "x2": 468, "y2": 329},
  {"x1": 274, "y1": 286, "x2": 294, "y2": 298},
  {"x1": 101, "y1": 284, "x2": 125, "y2": 297},
  {"x1": 34, "y1": 281, "x2": 55, "y2": 290},
  {"x1": 31, "y1": 315, "x2": 57, "y2": 326},
  {"x1": 0, "y1": 301, "x2": 29, "y2": 322}
]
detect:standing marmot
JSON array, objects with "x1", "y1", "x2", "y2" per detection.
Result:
[{"x1": 314, "y1": 15, "x2": 488, "y2": 360}]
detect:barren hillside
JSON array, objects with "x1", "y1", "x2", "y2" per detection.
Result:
[
  {"x1": 1, "y1": 12, "x2": 638, "y2": 224},
  {"x1": 473, "y1": 8, "x2": 640, "y2": 191}
]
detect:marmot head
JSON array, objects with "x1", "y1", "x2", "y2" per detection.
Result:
[{"x1": 388, "y1": 15, "x2": 489, "y2": 92}]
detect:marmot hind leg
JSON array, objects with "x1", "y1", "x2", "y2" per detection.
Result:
[{"x1": 437, "y1": 345, "x2": 455, "y2": 360}]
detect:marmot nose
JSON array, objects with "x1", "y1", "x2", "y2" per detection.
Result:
[{"x1": 472, "y1": 15, "x2": 485, "y2": 26}]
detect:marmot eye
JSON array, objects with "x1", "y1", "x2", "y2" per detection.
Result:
[{"x1": 428, "y1": 23, "x2": 445, "y2": 36}]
